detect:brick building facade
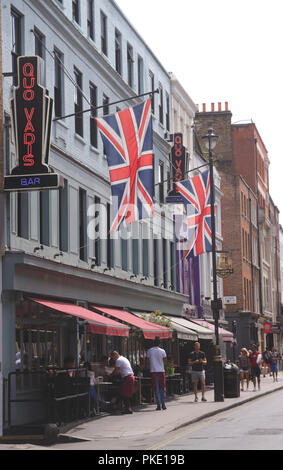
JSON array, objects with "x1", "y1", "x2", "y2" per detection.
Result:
[{"x1": 194, "y1": 103, "x2": 281, "y2": 355}]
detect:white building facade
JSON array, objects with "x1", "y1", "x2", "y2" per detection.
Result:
[{"x1": 1, "y1": 0, "x2": 195, "y2": 433}]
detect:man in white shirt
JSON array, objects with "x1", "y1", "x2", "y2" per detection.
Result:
[
  {"x1": 110, "y1": 351, "x2": 135, "y2": 414},
  {"x1": 146, "y1": 337, "x2": 167, "y2": 410}
]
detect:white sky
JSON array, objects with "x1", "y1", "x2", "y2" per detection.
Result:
[{"x1": 116, "y1": 0, "x2": 283, "y2": 223}]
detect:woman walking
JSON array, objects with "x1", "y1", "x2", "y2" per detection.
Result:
[{"x1": 238, "y1": 348, "x2": 250, "y2": 391}]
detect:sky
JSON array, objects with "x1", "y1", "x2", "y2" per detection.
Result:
[{"x1": 116, "y1": 0, "x2": 283, "y2": 223}]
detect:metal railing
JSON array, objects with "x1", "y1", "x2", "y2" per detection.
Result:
[{"x1": 7, "y1": 368, "x2": 90, "y2": 428}]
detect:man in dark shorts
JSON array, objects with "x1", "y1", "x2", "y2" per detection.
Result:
[
  {"x1": 188, "y1": 342, "x2": 207, "y2": 402},
  {"x1": 249, "y1": 344, "x2": 262, "y2": 391}
]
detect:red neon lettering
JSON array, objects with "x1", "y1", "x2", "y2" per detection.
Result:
[
  {"x1": 23, "y1": 133, "x2": 35, "y2": 166},
  {"x1": 23, "y1": 63, "x2": 34, "y2": 77},
  {"x1": 23, "y1": 77, "x2": 35, "y2": 89},
  {"x1": 24, "y1": 108, "x2": 35, "y2": 132},
  {"x1": 23, "y1": 89, "x2": 34, "y2": 101},
  {"x1": 21, "y1": 61, "x2": 36, "y2": 166}
]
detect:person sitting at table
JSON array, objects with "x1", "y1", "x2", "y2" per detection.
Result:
[{"x1": 110, "y1": 351, "x2": 135, "y2": 414}]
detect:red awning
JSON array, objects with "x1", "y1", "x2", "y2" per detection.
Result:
[
  {"x1": 91, "y1": 306, "x2": 172, "y2": 339},
  {"x1": 29, "y1": 298, "x2": 129, "y2": 337}
]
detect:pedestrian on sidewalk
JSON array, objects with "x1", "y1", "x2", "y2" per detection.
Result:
[
  {"x1": 249, "y1": 344, "x2": 262, "y2": 391},
  {"x1": 270, "y1": 347, "x2": 281, "y2": 382},
  {"x1": 146, "y1": 337, "x2": 167, "y2": 411},
  {"x1": 238, "y1": 348, "x2": 250, "y2": 391},
  {"x1": 110, "y1": 351, "x2": 135, "y2": 414},
  {"x1": 188, "y1": 342, "x2": 207, "y2": 402},
  {"x1": 262, "y1": 348, "x2": 272, "y2": 378}
]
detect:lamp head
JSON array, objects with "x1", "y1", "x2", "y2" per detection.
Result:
[{"x1": 202, "y1": 128, "x2": 219, "y2": 150}]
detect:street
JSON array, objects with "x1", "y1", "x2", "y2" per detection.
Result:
[
  {"x1": 1, "y1": 376, "x2": 282, "y2": 452},
  {"x1": 148, "y1": 389, "x2": 283, "y2": 451},
  {"x1": 46, "y1": 385, "x2": 283, "y2": 451}
]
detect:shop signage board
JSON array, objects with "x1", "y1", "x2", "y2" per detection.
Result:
[
  {"x1": 4, "y1": 55, "x2": 63, "y2": 191},
  {"x1": 271, "y1": 323, "x2": 281, "y2": 334},
  {"x1": 166, "y1": 133, "x2": 187, "y2": 203},
  {"x1": 263, "y1": 322, "x2": 271, "y2": 334},
  {"x1": 223, "y1": 296, "x2": 237, "y2": 305},
  {"x1": 216, "y1": 253, "x2": 233, "y2": 278}
]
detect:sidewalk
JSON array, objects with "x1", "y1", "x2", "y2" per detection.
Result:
[{"x1": 61, "y1": 374, "x2": 283, "y2": 441}]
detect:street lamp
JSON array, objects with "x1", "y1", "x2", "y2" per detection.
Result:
[{"x1": 202, "y1": 128, "x2": 224, "y2": 402}]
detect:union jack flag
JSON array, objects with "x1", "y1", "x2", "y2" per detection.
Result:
[
  {"x1": 176, "y1": 170, "x2": 213, "y2": 259},
  {"x1": 96, "y1": 99, "x2": 154, "y2": 232}
]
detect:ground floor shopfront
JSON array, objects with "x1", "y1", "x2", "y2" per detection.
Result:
[
  {"x1": 0, "y1": 252, "x2": 192, "y2": 435},
  {"x1": 225, "y1": 311, "x2": 282, "y2": 360}
]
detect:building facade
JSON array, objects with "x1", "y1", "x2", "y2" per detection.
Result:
[
  {"x1": 0, "y1": 0, "x2": 193, "y2": 433},
  {"x1": 194, "y1": 104, "x2": 281, "y2": 355}
]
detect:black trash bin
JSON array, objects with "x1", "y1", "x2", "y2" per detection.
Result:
[{"x1": 223, "y1": 361, "x2": 240, "y2": 398}]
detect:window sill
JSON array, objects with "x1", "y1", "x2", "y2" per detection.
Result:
[
  {"x1": 89, "y1": 145, "x2": 99, "y2": 155},
  {"x1": 55, "y1": 119, "x2": 69, "y2": 130},
  {"x1": 74, "y1": 133, "x2": 86, "y2": 145}
]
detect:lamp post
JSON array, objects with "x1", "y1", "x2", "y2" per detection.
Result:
[{"x1": 202, "y1": 128, "x2": 224, "y2": 402}]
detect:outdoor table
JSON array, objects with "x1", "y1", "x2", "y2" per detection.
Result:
[
  {"x1": 138, "y1": 376, "x2": 153, "y2": 403},
  {"x1": 96, "y1": 381, "x2": 120, "y2": 414}
]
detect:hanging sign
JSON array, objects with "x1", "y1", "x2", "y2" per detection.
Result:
[
  {"x1": 4, "y1": 56, "x2": 63, "y2": 191},
  {"x1": 166, "y1": 133, "x2": 187, "y2": 203},
  {"x1": 216, "y1": 253, "x2": 233, "y2": 278},
  {"x1": 263, "y1": 322, "x2": 271, "y2": 334}
]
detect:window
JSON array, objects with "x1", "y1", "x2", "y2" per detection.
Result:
[
  {"x1": 74, "y1": 67, "x2": 83, "y2": 137},
  {"x1": 159, "y1": 161, "x2": 164, "y2": 204},
  {"x1": 79, "y1": 188, "x2": 87, "y2": 261},
  {"x1": 100, "y1": 11, "x2": 107, "y2": 56},
  {"x1": 162, "y1": 238, "x2": 168, "y2": 288},
  {"x1": 107, "y1": 203, "x2": 114, "y2": 268},
  {"x1": 40, "y1": 191, "x2": 50, "y2": 246},
  {"x1": 17, "y1": 193, "x2": 29, "y2": 239},
  {"x1": 72, "y1": 0, "x2": 80, "y2": 24},
  {"x1": 115, "y1": 29, "x2": 122, "y2": 75},
  {"x1": 34, "y1": 28, "x2": 45, "y2": 85},
  {"x1": 149, "y1": 71, "x2": 155, "y2": 114},
  {"x1": 102, "y1": 95, "x2": 109, "y2": 155},
  {"x1": 153, "y1": 238, "x2": 159, "y2": 286},
  {"x1": 89, "y1": 82, "x2": 97, "y2": 148},
  {"x1": 159, "y1": 84, "x2": 164, "y2": 124},
  {"x1": 11, "y1": 8, "x2": 22, "y2": 86},
  {"x1": 132, "y1": 238, "x2": 139, "y2": 275},
  {"x1": 127, "y1": 43, "x2": 134, "y2": 88},
  {"x1": 103, "y1": 94, "x2": 109, "y2": 115},
  {"x1": 142, "y1": 224, "x2": 149, "y2": 278},
  {"x1": 138, "y1": 56, "x2": 144, "y2": 94},
  {"x1": 87, "y1": 0, "x2": 94, "y2": 40},
  {"x1": 170, "y1": 241, "x2": 175, "y2": 290},
  {"x1": 59, "y1": 179, "x2": 68, "y2": 252},
  {"x1": 165, "y1": 92, "x2": 170, "y2": 131},
  {"x1": 54, "y1": 48, "x2": 64, "y2": 118},
  {"x1": 94, "y1": 196, "x2": 101, "y2": 266},
  {"x1": 121, "y1": 237, "x2": 128, "y2": 271}
]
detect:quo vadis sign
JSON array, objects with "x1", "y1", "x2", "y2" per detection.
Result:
[
  {"x1": 4, "y1": 56, "x2": 63, "y2": 191},
  {"x1": 166, "y1": 133, "x2": 187, "y2": 203}
]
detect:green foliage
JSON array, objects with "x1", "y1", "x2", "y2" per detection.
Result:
[{"x1": 141, "y1": 310, "x2": 172, "y2": 329}]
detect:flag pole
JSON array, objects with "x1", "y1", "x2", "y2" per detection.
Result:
[{"x1": 53, "y1": 89, "x2": 160, "y2": 122}]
